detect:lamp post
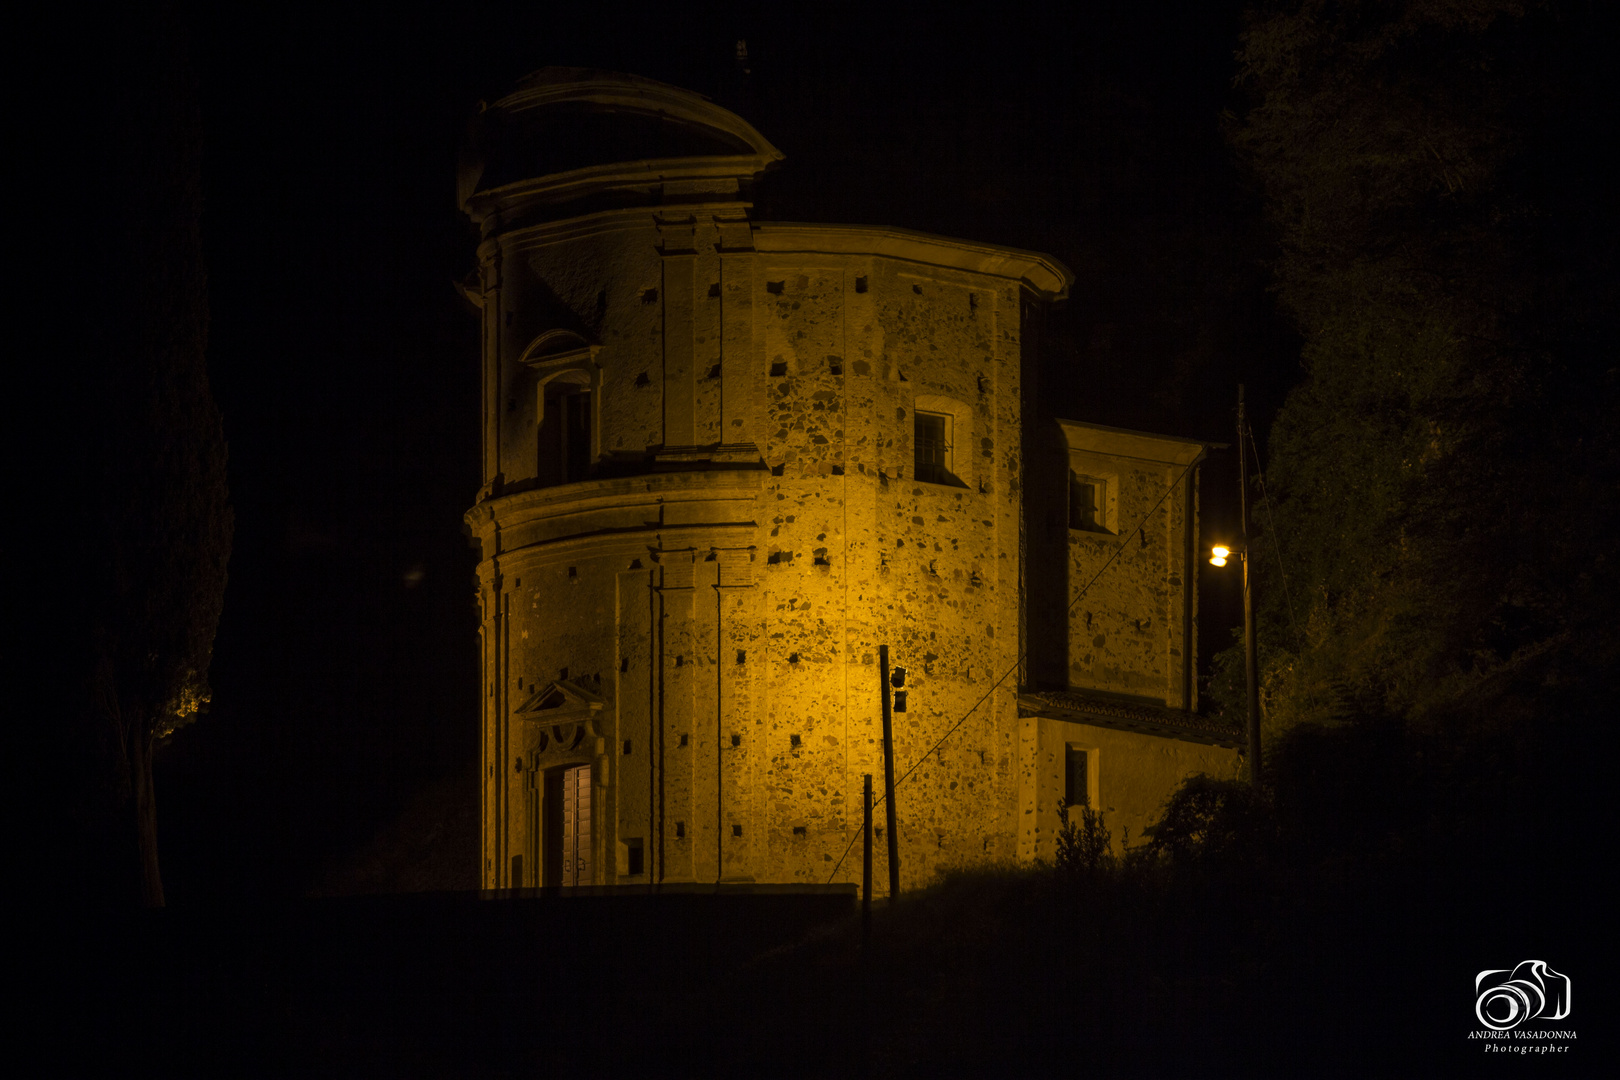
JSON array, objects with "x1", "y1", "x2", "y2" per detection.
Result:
[
  {"x1": 1210, "y1": 385, "x2": 1262, "y2": 787},
  {"x1": 1239, "y1": 388, "x2": 1261, "y2": 788}
]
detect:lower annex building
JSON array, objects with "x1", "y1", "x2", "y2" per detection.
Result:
[{"x1": 458, "y1": 68, "x2": 1242, "y2": 890}]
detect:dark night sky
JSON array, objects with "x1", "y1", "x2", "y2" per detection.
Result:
[{"x1": 157, "y1": 1, "x2": 1297, "y2": 901}]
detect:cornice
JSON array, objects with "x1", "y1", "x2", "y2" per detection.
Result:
[
  {"x1": 465, "y1": 470, "x2": 765, "y2": 532},
  {"x1": 465, "y1": 158, "x2": 774, "y2": 222},
  {"x1": 753, "y1": 222, "x2": 1073, "y2": 301},
  {"x1": 495, "y1": 202, "x2": 753, "y2": 250},
  {"x1": 1018, "y1": 689, "x2": 1243, "y2": 749},
  {"x1": 484, "y1": 521, "x2": 760, "y2": 565}
]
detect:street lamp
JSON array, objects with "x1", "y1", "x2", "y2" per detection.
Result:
[
  {"x1": 1209, "y1": 536, "x2": 1260, "y2": 786},
  {"x1": 1210, "y1": 384, "x2": 1263, "y2": 788}
]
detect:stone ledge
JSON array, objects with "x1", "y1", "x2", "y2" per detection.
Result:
[
  {"x1": 753, "y1": 222, "x2": 1072, "y2": 299},
  {"x1": 1018, "y1": 689, "x2": 1244, "y2": 749},
  {"x1": 480, "y1": 882, "x2": 858, "y2": 900}
]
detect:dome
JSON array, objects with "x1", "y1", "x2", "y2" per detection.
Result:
[{"x1": 459, "y1": 68, "x2": 783, "y2": 220}]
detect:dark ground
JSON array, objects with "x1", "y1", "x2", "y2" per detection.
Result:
[
  {"x1": 47, "y1": 889, "x2": 858, "y2": 1077},
  {"x1": 37, "y1": 846, "x2": 1602, "y2": 1078}
]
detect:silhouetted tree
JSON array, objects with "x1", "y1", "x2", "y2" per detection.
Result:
[
  {"x1": 73, "y1": 3, "x2": 231, "y2": 907},
  {"x1": 1215, "y1": 0, "x2": 1618, "y2": 739}
]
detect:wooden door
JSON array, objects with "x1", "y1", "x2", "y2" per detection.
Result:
[{"x1": 561, "y1": 763, "x2": 591, "y2": 886}]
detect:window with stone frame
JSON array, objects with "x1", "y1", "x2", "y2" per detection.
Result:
[
  {"x1": 914, "y1": 410, "x2": 954, "y2": 485},
  {"x1": 1068, "y1": 471, "x2": 1110, "y2": 533},
  {"x1": 1065, "y1": 746, "x2": 1090, "y2": 809},
  {"x1": 539, "y1": 380, "x2": 592, "y2": 485}
]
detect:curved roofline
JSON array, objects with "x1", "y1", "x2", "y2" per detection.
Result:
[
  {"x1": 492, "y1": 67, "x2": 784, "y2": 165},
  {"x1": 752, "y1": 222, "x2": 1073, "y2": 300},
  {"x1": 464, "y1": 155, "x2": 772, "y2": 220}
]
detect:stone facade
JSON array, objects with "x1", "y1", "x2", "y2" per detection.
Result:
[{"x1": 460, "y1": 69, "x2": 1239, "y2": 891}]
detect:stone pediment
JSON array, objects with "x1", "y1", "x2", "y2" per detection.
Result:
[{"x1": 512, "y1": 678, "x2": 603, "y2": 756}]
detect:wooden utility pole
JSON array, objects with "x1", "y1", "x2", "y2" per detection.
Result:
[
  {"x1": 859, "y1": 774, "x2": 874, "y2": 1077},
  {"x1": 878, "y1": 644, "x2": 901, "y2": 899},
  {"x1": 1239, "y1": 386, "x2": 1262, "y2": 787},
  {"x1": 862, "y1": 774, "x2": 873, "y2": 943}
]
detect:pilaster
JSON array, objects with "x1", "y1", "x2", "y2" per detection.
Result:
[
  {"x1": 614, "y1": 565, "x2": 655, "y2": 882},
  {"x1": 656, "y1": 548, "x2": 696, "y2": 881},
  {"x1": 659, "y1": 220, "x2": 698, "y2": 449},
  {"x1": 478, "y1": 239, "x2": 502, "y2": 492},
  {"x1": 718, "y1": 218, "x2": 756, "y2": 447}
]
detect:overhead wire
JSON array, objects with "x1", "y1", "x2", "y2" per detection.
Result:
[{"x1": 826, "y1": 458, "x2": 1200, "y2": 883}]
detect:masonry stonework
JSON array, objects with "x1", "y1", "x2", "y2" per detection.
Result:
[{"x1": 460, "y1": 69, "x2": 1240, "y2": 891}]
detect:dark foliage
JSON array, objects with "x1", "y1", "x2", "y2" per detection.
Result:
[
  {"x1": 1141, "y1": 772, "x2": 1269, "y2": 867},
  {"x1": 1209, "y1": 0, "x2": 1619, "y2": 740},
  {"x1": 1054, "y1": 802, "x2": 1115, "y2": 875},
  {"x1": 45, "y1": 2, "x2": 233, "y2": 909}
]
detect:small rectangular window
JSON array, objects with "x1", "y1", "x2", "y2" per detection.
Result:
[
  {"x1": 541, "y1": 381, "x2": 592, "y2": 486},
  {"x1": 563, "y1": 390, "x2": 591, "y2": 483},
  {"x1": 1065, "y1": 747, "x2": 1089, "y2": 809},
  {"x1": 626, "y1": 838, "x2": 644, "y2": 876},
  {"x1": 1069, "y1": 472, "x2": 1110, "y2": 532},
  {"x1": 915, "y1": 411, "x2": 952, "y2": 484}
]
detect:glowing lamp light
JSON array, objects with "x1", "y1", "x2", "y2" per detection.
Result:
[{"x1": 1210, "y1": 545, "x2": 1230, "y2": 567}]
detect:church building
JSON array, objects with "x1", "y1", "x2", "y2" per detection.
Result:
[{"x1": 459, "y1": 69, "x2": 1241, "y2": 891}]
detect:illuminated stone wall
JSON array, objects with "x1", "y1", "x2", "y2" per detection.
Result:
[
  {"x1": 1024, "y1": 716, "x2": 1242, "y2": 859},
  {"x1": 460, "y1": 69, "x2": 1239, "y2": 891}
]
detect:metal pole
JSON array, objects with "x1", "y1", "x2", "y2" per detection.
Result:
[
  {"x1": 878, "y1": 644, "x2": 901, "y2": 900},
  {"x1": 716, "y1": 585, "x2": 724, "y2": 884},
  {"x1": 1239, "y1": 385, "x2": 1262, "y2": 787},
  {"x1": 862, "y1": 774, "x2": 873, "y2": 943},
  {"x1": 860, "y1": 772, "x2": 874, "y2": 1079}
]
